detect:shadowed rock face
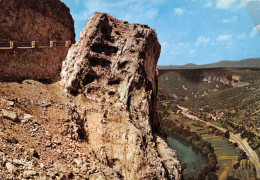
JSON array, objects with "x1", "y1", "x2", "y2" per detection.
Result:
[
  {"x1": 0, "y1": 0, "x2": 75, "y2": 81},
  {"x1": 0, "y1": 0, "x2": 75, "y2": 42},
  {"x1": 61, "y1": 12, "x2": 181, "y2": 179}
]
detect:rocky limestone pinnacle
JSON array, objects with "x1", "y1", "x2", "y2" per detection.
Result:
[{"x1": 61, "y1": 12, "x2": 181, "y2": 179}]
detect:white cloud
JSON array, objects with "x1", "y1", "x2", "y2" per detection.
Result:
[
  {"x1": 238, "y1": 0, "x2": 250, "y2": 8},
  {"x1": 204, "y1": 1, "x2": 213, "y2": 8},
  {"x1": 145, "y1": 8, "x2": 158, "y2": 19},
  {"x1": 170, "y1": 42, "x2": 190, "y2": 55},
  {"x1": 222, "y1": 16, "x2": 237, "y2": 23},
  {"x1": 250, "y1": 25, "x2": 260, "y2": 38},
  {"x1": 174, "y1": 8, "x2": 186, "y2": 15},
  {"x1": 237, "y1": 33, "x2": 247, "y2": 40},
  {"x1": 215, "y1": 0, "x2": 250, "y2": 10},
  {"x1": 161, "y1": 41, "x2": 170, "y2": 53},
  {"x1": 188, "y1": 49, "x2": 196, "y2": 56},
  {"x1": 69, "y1": 0, "x2": 165, "y2": 40},
  {"x1": 71, "y1": 0, "x2": 163, "y2": 22},
  {"x1": 195, "y1": 36, "x2": 210, "y2": 47},
  {"x1": 217, "y1": 35, "x2": 232, "y2": 41},
  {"x1": 178, "y1": 42, "x2": 190, "y2": 47},
  {"x1": 216, "y1": 0, "x2": 238, "y2": 9}
]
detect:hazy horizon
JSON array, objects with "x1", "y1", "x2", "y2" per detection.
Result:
[{"x1": 157, "y1": 57, "x2": 260, "y2": 66}]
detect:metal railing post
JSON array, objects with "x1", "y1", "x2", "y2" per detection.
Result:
[
  {"x1": 50, "y1": 41, "x2": 54, "y2": 48},
  {"x1": 31, "y1": 41, "x2": 36, "y2": 48},
  {"x1": 10, "y1": 41, "x2": 14, "y2": 49},
  {"x1": 0, "y1": 40, "x2": 73, "y2": 49}
]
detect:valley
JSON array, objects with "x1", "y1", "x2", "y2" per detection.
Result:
[
  {"x1": 0, "y1": 0, "x2": 259, "y2": 179},
  {"x1": 158, "y1": 67, "x2": 260, "y2": 179},
  {"x1": 178, "y1": 104, "x2": 260, "y2": 179}
]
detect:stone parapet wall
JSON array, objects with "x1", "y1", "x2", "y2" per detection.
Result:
[{"x1": 0, "y1": 47, "x2": 69, "y2": 81}]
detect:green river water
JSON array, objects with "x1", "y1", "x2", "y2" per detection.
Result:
[{"x1": 167, "y1": 133, "x2": 208, "y2": 178}]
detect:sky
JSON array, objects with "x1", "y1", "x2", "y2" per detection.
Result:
[{"x1": 60, "y1": 0, "x2": 260, "y2": 65}]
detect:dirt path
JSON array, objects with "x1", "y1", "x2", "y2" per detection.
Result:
[
  {"x1": 219, "y1": 167, "x2": 230, "y2": 180},
  {"x1": 177, "y1": 105, "x2": 260, "y2": 179}
]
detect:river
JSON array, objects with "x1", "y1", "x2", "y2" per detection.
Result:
[{"x1": 167, "y1": 133, "x2": 208, "y2": 178}]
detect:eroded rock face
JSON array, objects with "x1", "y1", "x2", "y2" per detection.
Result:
[
  {"x1": 61, "y1": 12, "x2": 181, "y2": 179},
  {"x1": 0, "y1": 0, "x2": 75, "y2": 81}
]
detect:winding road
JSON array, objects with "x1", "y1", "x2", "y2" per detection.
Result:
[{"x1": 177, "y1": 105, "x2": 260, "y2": 179}]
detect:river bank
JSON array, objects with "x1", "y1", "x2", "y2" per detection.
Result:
[
  {"x1": 166, "y1": 132, "x2": 208, "y2": 178},
  {"x1": 157, "y1": 99, "x2": 257, "y2": 179},
  {"x1": 177, "y1": 105, "x2": 258, "y2": 179}
]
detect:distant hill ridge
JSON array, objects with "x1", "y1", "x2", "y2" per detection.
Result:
[{"x1": 158, "y1": 58, "x2": 260, "y2": 69}]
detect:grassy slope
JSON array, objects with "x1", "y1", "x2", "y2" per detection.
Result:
[
  {"x1": 179, "y1": 81, "x2": 260, "y2": 165},
  {"x1": 158, "y1": 68, "x2": 260, "y2": 100},
  {"x1": 180, "y1": 82, "x2": 260, "y2": 134}
]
